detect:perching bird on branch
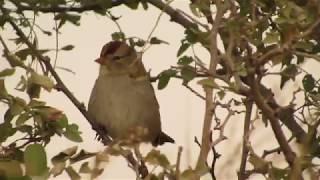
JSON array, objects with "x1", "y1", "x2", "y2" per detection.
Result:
[{"x1": 88, "y1": 41, "x2": 174, "y2": 146}]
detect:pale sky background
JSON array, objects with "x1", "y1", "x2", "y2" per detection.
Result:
[{"x1": 1, "y1": 1, "x2": 319, "y2": 180}]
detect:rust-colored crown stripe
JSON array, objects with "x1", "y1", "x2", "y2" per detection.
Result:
[{"x1": 101, "y1": 41, "x2": 122, "y2": 57}]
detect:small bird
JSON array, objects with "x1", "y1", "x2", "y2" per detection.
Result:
[{"x1": 88, "y1": 41, "x2": 174, "y2": 146}]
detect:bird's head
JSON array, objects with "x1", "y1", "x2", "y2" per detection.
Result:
[{"x1": 95, "y1": 41, "x2": 144, "y2": 75}]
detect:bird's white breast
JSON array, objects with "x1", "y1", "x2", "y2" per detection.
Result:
[{"x1": 88, "y1": 74, "x2": 161, "y2": 142}]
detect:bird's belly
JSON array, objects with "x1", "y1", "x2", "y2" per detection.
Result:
[{"x1": 93, "y1": 75, "x2": 161, "y2": 142}]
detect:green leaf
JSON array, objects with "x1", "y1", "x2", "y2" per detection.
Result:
[
  {"x1": 249, "y1": 153, "x2": 268, "y2": 173},
  {"x1": 52, "y1": 146, "x2": 78, "y2": 165},
  {"x1": 294, "y1": 41, "x2": 315, "y2": 53},
  {"x1": 9, "y1": 97, "x2": 26, "y2": 116},
  {"x1": 178, "y1": 56, "x2": 193, "y2": 65},
  {"x1": 157, "y1": 69, "x2": 176, "y2": 90},
  {"x1": 54, "y1": 13, "x2": 81, "y2": 28},
  {"x1": 150, "y1": 37, "x2": 168, "y2": 45},
  {"x1": 0, "y1": 160, "x2": 23, "y2": 177},
  {"x1": 263, "y1": 31, "x2": 280, "y2": 44},
  {"x1": 302, "y1": 74, "x2": 315, "y2": 92},
  {"x1": 280, "y1": 64, "x2": 298, "y2": 89},
  {"x1": 181, "y1": 168, "x2": 199, "y2": 180},
  {"x1": 79, "y1": 162, "x2": 91, "y2": 174},
  {"x1": 197, "y1": 78, "x2": 218, "y2": 88},
  {"x1": 5, "y1": 53, "x2": 25, "y2": 67},
  {"x1": 0, "y1": 68, "x2": 15, "y2": 77},
  {"x1": 177, "y1": 42, "x2": 190, "y2": 57},
  {"x1": 144, "y1": 149, "x2": 170, "y2": 168},
  {"x1": 29, "y1": 72, "x2": 55, "y2": 91},
  {"x1": 70, "y1": 150, "x2": 96, "y2": 164},
  {"x1": 181, "y1": 66, "x2": 197, "y2": 82},
  {"x1": 50, "y1": 162, "x2": 66, "y2": 177},
  {"x1": 65, "y1": 166, "x2": 80, "y2": 180},
  {"x1": 27, "y1": 83, "x2": 41, "y2": 99},
  {"x1": 16, "y1": 113, "x2": 31, "y2": 127},
  {"x1": 24, "y1": 144, "x2": 48, "y2": 176},
  {"x1": 0, "y1": 79, "x2": 8, "y2": 98},
  {"x1": 217, "y1": 90, "x2": 225, "y2": 100},
  {"x1": 64, "y1": 124, "x2": 83, "y2": 142},
  {"x1": 111, "y1": 32, "x2": 125, "y2": 41},
  {"x1": 0, "y1": 122, "x2": 16, "y2": 143},
  {"x1": 61, "y1": 45, "x2": 74, "y2": 51}
]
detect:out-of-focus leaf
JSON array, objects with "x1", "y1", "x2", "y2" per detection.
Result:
[
  {"x1": 249, "y1": 153, "x2": 268, "y2": 173},
  {"x1": 0, "y1": 122, "x2": 16, "y2": 143},
  {"x1": 270, "y1": 167, "x2": 288, "y2": 179},
  {"x1": 61, "y1": 45, "x2": 74, "y2": 51},
  {"x1": 124, "y1": 0, "x2": 139, "y2": 9},
  {"x1": 178, "y1": 56, "x2": 193, "y2": 65},
  {"x1": 63, "y1": 124, "x2": 83, "y2": 142},
  {"x1": 70, "y1": 150, "x2": 96, "y2": 164},
  {"x1": 29, "y1": 72, "x2": 55, "y2": 91},
  {"x1": 65, "y1": 166, "x2": 80, "y2": 180},
  {"x1": 16, "y1": 112, "x2": 31, "y2": 126},
  {"x1": 0, "y1": 160, "x2": 23, "y2": 177},
  {"x1": 91, "y1": 168, "x2": 104, "y2": 179},
  {"x1": 15, "y1": 48, "x2": 49, "y2": 61},
  {"x1": 111, "y1": 32, "x2": 125, "y2": 41},
  {"x1": 150, "y1": 37, "x2": 168, "y2": 45},
  {"x1": 197, "y1": 78, "x2": 218, "y2": 88},
  {"x1": 29, "y1": 99, "x2": 46, "y2": 107},
  {"x1": 27, "y1": 83, "x2": 41, "y2": 99},
  {"x1": 5, "y1": 53, "x2": 25, "y2": 67},
  {"x1": 0, "y1": 79, "x2": 9, "y2": 98},
  {"x1": 79, "y1": 162, "x2": 91, "y2": 174},
  {"x1": 294, "y1": 41, "x2": 315, "y2": 53},
  {"x1": 50, "y1": 162, "x2": 66, "y2": 177},
  {"x1": 35, "y1": 106, "x2": 63, "y2": 121},
  {"x1": 54, "y1": 13, "x2": 81, "y2": 28},
  {"x1": 24, "y1": 144, "x2": 48, "y2": 176},
  {"x1": 144, "y1": 149, "x2": 170, "y2": 168},
  {"x1": 180, "y1": 168, "x2": 199, "y2": 180},
  {"x1": 52, "y1": 146, "x2": 78, "y2": 165},
  {"x1": 302, "y1": 74, "x2": 315, "y2": 92},
  {"x1": 0, "y1": 68, "x2": 15, "y2": 77},
  {"x1": 263, "y1": 31, "x2": 280, "y2": 44},
  {"x1": 280, "y1": 64, "x2": 298, "y2": 89},
  {"x1": 181, "y1": 66, "x2": 197, "y2": 82},
  {"x1": 9, "y1": 97, "x2": 26, "y2": 116},
  {"x1": 157, "y1": 69, "x2": 176, "y2": 90},
  {"x1": 217, "y1": 90, "x2": 225, "y2": 100},
  {"x1": 177, "y1": 42, "x2": 190, "y2": 57}
]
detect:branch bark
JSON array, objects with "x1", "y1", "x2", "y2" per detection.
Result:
[
  {"x1": 195, "y1": 0, "x2": 224, "y2": 172},
  {"x1": 238, "y1": 99, "x2": 253, "y2": 180},
  {"x1": 247, "y1": 72, "x2": 296, "y2": 166}
]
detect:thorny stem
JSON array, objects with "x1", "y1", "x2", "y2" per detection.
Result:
[
  {"x1": 238, "y1": 99, "x2": 253, "y2": 180},
  {"x1": 195, "y1": 0, "x2": 224, "y2": 172}
]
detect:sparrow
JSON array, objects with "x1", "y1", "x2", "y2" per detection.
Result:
[{"x1": 88, "y1": 41, "x2": 174, "y2": 146}]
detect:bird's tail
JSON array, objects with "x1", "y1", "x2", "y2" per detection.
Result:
[{"x1": 152, "y1": 131, "x2": 175, "y2": 146}]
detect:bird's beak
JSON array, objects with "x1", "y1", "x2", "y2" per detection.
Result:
[{"x1": 95, "y1": 57, "x2": 104, "y2": 64}]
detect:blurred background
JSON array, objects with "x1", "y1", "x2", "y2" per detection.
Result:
[{"x1": 1, "y1": 1, "x2": 319, "y2": 179}]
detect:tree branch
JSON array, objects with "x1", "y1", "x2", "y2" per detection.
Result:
[
  {"x1": 13, "y1": 1, "x2": 123, "y2": 13},
  {"x1": 238, "y1": 99, "x2": 253, "y2": 180},
  {"x1": 147, "y1": 0, "x2": 197, "y2": 29},
  {"x1": 195, "y1": 0, "x2": 225, "y2": 172},
  {"x1": 247, "y1": 72, "x2": 296, "y2": 166}
]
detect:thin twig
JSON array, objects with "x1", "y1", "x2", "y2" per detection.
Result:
[{"x1": 175, "y1": 146, "x2": 183, "y2": 179}]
